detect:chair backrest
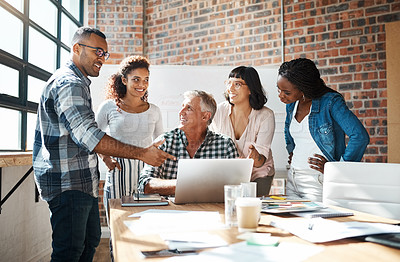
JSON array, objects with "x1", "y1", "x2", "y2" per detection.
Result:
[{"x1": 323, "y1": 162, "x2": 400, "y2": 220}]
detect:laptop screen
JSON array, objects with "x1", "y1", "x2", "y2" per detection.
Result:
[{"x1": 173, "y1": 158, "x2": 253, "y2": 204}]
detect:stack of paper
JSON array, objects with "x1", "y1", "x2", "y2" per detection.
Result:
[
  {"x1": 291, "y1": 207, "x2": 353, "y2": 218},
  {"x1": 262, "y1": 201, "x2": 324, "y2": 214}
]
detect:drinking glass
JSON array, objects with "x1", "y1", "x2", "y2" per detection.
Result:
[{"x1": 224, "y1": 185, "x2": 242, "y2": 227}]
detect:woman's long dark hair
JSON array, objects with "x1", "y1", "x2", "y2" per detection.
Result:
[
  {"x1": 225, "y1": 66, "x2": 267, "y2": 110},
  {"x1": 105, "y1": 55, "x2": 150, "y2": 103},
  {"x1": 278, "y1": 58, "x2": 338, "y2": 99}
]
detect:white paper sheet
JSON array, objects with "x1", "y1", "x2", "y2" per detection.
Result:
[
  {"x1": 163, "y1": 241, "x2": 324, "y2": 262},
  {"x1": 124, "y1": 211, "x2": 225, "y2": 235},
  {"x1": 160, "y1": 232, "x2": 228, "y2": 251},
  {"x1": 128, "y1": 209, "x2": 189, "y2": 218},
  {"x1": 270, "y1": 217, "x2": 400, "y2": 243}
]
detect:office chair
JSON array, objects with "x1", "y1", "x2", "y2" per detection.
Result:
[{"x1": 323, "y1": 162, "x2": 400, "y2": 220}]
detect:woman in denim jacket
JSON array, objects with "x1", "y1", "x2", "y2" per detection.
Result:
[{"x1": 277, "y1": 58, "x2": 369, "y2": 201}]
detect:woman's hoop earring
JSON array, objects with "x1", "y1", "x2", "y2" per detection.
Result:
[{"x1": 302, "y1": 94, "x2": 306, "y2": 101}]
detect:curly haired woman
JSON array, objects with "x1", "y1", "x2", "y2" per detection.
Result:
[{"x1": 96, "y1": 55, "x2": 163, "y2": 223}]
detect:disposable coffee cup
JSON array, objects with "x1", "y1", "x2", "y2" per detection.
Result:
[{"x1": 235, "y1": 197, "x2": 261, "y2": 232}]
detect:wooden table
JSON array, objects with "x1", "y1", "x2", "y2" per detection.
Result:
[{"x1": 109, "y1": 199, "x2": 400, "y2": 261}]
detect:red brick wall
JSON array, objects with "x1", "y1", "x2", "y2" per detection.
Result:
[
  {"x1": 143, "y1": 0, "x2": 283, "y2": 65},
  {"x1": 87, "y1": 0, "x2": 400, "y2": 226},
  {"x1": 98, "y1": 180, "x2": 107, "y2": 227},
  {"x1": 87, "y1": 0, "x2": 145, "y2": 64},
  {"x1": 282, "y1": 0, "x2": 397, "y2": 163}
]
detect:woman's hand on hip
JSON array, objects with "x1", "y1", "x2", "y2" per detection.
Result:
[
  {"x1": 308, "y1": 154, "x2": 328, "y2": 174},
  {"x1": 288, "y1": 152, "x2": 293, "y2": 165}
]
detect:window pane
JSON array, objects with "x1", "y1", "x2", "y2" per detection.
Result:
[
  {"x1": 26, "y1": 112, "x2": 37, "y2": 151},
  {"x1": 29, "y1": 0, "x2": 57, "y2": 36},
  {"x1": 61, "y1": 13, "x2": 79, "y2": 46},
  {"x1": 0, "y1": 64, "x2": 19, "y2": 97},
  {"x1": 0, "y1": 108, "x2": 20, "y2": 150},
  {"x1": 4, "y1": 0, "x2": 23, "y2": 12},
  {"x1": 28, "y1": 76, "x2": 46, "y2": 103},
  {"x1": 29, "y1": 27, "x2": 56, "y2": 73},
  {"x1": 60, "y1": 47, "x2": 70, "y2": 67},
  {"x1": 62, "y1": 0, "x2": 80, "y2": 20},
  {"x1": 0, "y1": 6, "x2": 23, "y2": 58}
]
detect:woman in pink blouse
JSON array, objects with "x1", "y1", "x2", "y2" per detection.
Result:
[{"x1": 210, "y1": 66, "x2": 276, "y2": 196}]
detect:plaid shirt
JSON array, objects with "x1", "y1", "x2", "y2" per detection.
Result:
[
  {"x1": 33, "y1": 60, "x2": 105, "y2": 201},
  {"x1": 139, "y1": 128, "x2": 239, "y2": 190}
]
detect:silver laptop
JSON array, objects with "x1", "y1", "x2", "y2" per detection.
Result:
[{"x1": 172, "y1": 158, "x2": 253, "y2": 204}]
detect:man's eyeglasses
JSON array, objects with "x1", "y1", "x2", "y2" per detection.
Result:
[
  {"x1": 224, "y1": 80, "x2": 247, "y2": 90},
  {"x1": 78, "y1": 43, "x2": 110, "y2": 60}
]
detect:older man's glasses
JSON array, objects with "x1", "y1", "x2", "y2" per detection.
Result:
[
  {"x1": 224, "y1": 80, "x2": 247, "y2": 90},
  {"x1": 78, "y1": 43, "x2": 110, "y2": 60}
]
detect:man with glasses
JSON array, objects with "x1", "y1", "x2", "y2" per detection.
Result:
[
  {"x1": 77, "y1": 43, "x2": 111, "y2": 60},
  {"x1": 33, "y1": 27, "x2": 174, "y2": 262}
]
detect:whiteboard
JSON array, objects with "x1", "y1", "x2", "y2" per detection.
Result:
[{"x1": 90, "y1": 65, "x2": 288, "y2": 174}]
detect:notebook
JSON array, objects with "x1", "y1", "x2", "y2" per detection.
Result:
[
  {"x1": 121, "y1": 195, "x2": 169, "y2": 207},
  {"x1": 291, "y1": 207, "x2": 354, "y2": 218},
  {"x1": 172, "y1": 158, "x2": 253, "y2": 204},
  {"x1": 132, "y1": 193, "x2": 162, "y2": 201}
]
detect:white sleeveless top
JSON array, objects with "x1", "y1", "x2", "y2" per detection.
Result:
[{"x1": 289, "y1": 101, "x2": 326, "y2": 172}]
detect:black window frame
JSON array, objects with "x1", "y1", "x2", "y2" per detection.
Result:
[{"x1": 0, "y1": 0, "x2": 84, "y2": 152}]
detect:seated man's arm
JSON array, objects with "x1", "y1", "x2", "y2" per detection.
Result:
[
  {"x1": 139, "y1": 147, "x2": 177, "y2": 196},
  {"x1": 138, "y1": 134, "x2": 178, "y2": 196},
  {"x1": 144, "y1": 178, "x2": 176, "y2": 196},
  {"x1": 139, "y1": 162, "x2": 177, "y2": 196}
]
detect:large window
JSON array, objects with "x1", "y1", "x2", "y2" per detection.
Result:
[{"x1": 0, "y1": 0, "x2": 83, "y2": 151}]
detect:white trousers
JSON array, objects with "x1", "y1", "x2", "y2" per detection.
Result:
[{"x1": 286, "y1": 167, "x2": 323, "y2": 202}]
